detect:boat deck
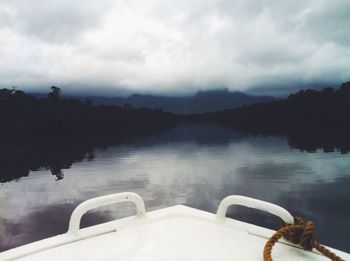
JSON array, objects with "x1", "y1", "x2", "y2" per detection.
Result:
[{"x1": 1, "y1": 193, "x2": 348, "y2": 261}]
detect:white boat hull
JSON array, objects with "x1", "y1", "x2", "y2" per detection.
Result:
[{"x1": 0, "y1": 193, "x2": 348, "y2": 261}]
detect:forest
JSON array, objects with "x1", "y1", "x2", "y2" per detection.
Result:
[
  {"x1": 0, "y1": 87, "x2": 179, "y2": 182},
  {"x1": 194, "y1": 81, "x2": 350, "y2": 153},
  {"x1": 1, "y1": 82, "x2": 350, "y2": 182},
  {"x1": 0, "y1": 86, "x2": 178, "y2": 139}
]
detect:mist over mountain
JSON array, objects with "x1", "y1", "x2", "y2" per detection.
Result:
[{"x1": 81, "y1": 89, "x2": 275, "y2": 114}]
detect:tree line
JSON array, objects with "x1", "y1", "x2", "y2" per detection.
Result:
[
  {"x1": 0, "y1": 86, "x2": 179, "y2": 182},
  {"x1": 0, "y1": 86, "x2": 178, "y2": 139},
  {"x1": 192, "y1": 81, "x2": 350, "y2": 153},
  {"x1": 1, "y1": 82, "x2": 350, "y2": 182}
]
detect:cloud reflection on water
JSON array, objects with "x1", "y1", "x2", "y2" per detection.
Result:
[{"x1": 0, "y1": 125, "x2": 349, "y2": 252}]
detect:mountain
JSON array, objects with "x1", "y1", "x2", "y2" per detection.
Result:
[
  {"x1": 85, "y1": 89, "x2": 276, "y2": 114},
  {"x1": 125, "y1": 94, "x2": 189, "y2": 112},
  {"x1": 212, "y1": 82, "x2": 350, "y2": 129},
  {"x1": 180, "y1": 89, "x2": 274, "y2": 113}
]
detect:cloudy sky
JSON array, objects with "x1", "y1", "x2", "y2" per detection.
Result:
[{"x1": 0, "y1": 0, "x2": 349, "y2": 95}]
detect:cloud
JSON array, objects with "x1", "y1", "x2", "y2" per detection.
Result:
[
  {"x1": 0, "y1": 0, "x2": 115, "y2": 42},
  {"x1": 298, "y1": 0, "x2": 350, "y2": 46},
  {"x1": 0, "y1": 0, "x2": 349, "y2": 94}
]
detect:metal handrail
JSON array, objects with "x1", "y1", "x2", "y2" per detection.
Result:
[
  {"x1": 216, "y1": 195, "x2": 294, "y2": 224},
  {"x1": 68, "y1": 192, "x2": 146, "y2": 233}
]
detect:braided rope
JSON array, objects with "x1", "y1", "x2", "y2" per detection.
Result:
[{"x1": 263, "y1": 217, "x2": 345, "y2": 261}]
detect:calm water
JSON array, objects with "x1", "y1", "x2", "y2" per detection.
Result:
[{"x1": 0, "y1": 125, "x2": 349, "y2": 252}]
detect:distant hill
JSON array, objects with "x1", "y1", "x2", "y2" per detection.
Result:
[
  {"x1": 210, "y1": 82, "x2": 350, "y2": 129},
  {"x1": 183, "y1": 89, "x2": 274, "y2": 113},
  {"x1": 192, "y1": 82, "x2": 350, "y2": 153},
  {"x1": 84, "y1": 89, "x2": 275, "y2": 114},
  {"x1": 125, "y1": 94, "x2": 189, "y2": 112}
]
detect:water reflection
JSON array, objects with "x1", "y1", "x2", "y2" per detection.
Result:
[{"x1": 0, "y1": 125, "x2": 349, "y2": 252}]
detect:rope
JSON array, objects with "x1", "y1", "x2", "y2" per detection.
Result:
[{"x1": 263, "y1": 216, "x2": 345, "y2": 261}]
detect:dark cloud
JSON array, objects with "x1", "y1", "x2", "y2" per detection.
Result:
[{"x1": 0, "y1": 0, "x2": 349, "y2": 94}]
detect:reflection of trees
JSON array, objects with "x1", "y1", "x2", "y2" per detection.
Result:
[
  {"x1": 50, "y1": 167, "x2": 64, "y2": 181},
  {"x1": 0, "y1": 139, "x2": 94, "y2": 183},
  {"x1": 0, "y1": 125, "x2": 177, "y2": 183},
  {"x1": 286, "y1": 129, "x2": 350, "y2": 154}
]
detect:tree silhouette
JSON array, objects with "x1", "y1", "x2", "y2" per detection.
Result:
[{"x1": 48, "y1": 86, "x2": 61, "y2": 102}]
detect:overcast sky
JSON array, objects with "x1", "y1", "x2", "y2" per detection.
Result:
[{"x1": 0, "y1": 0, "x2": 349, "y2": 95}]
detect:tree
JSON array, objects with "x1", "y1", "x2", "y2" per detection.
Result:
[
  {"x1": 48, "y1": 86, "x2": 61, "y2": 102},
  {"x1": 339, "y1": 81, "x2": 350, "y2": 97}
]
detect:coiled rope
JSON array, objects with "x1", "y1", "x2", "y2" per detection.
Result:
[{"x1": 263, "y1": 216, "x2": 345, "y2": 261}]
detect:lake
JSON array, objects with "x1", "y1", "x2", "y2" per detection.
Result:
[{"x1": 0, "y1": 124, "x2": 349, "y2": 252}]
